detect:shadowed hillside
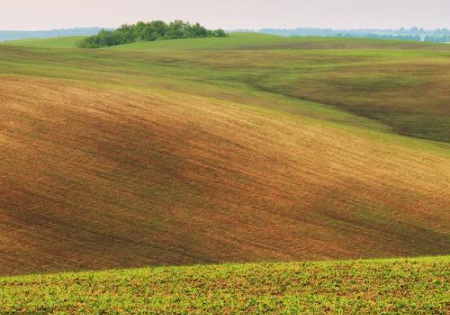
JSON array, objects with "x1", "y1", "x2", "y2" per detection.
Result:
[{"x1": 1, "y1": 34, "x2": 450, "y2": 275}]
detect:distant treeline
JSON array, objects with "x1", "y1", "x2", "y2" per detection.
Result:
[
  {"x1": 257, "y1": 27, "x2": 450, "y2": 43},
  {"x1": 79, "y1": 20, "x2": 227, "y2": 48},
  {"x1": 328, "y1": 33, "x2": 450, "y2": 42},
  {"x1": 332, "y1": 33, "x2": 422, "y2": 41},
  {"x1": 0, "y1": 28, "x2": 102, "y2": 42}
]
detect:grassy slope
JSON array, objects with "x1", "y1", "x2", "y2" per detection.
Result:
[
  {"x1": 1, "y1": 34, "x2": 450, "y2": 275},
  {"x1": 7, "y1": 33, "x2": 448, "y2": 50},
  {"x1": 1, "y1": 256, "x2": 450, "y2": 314},
  {"x1": 112, "y1": 33, "x2": 450, "y2": 51},
  {"x1": 2, "y1": 36, "x2": 84, "y2": 48},
  {"x1": 111, "y1": 35, "x2": 450, "y2": 143},
  {"x1": 4, "y1": 33, "x2": 450, "y2": 142}
]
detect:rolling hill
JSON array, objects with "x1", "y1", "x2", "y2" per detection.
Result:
[
  {"x1": 1, "y1": 33, "x2": 450, "y2": 276},
  {"x1": 2, "y1": 36, "x2": 84, "y2": 48}
]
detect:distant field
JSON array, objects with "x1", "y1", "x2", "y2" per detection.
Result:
[
  {"x1": 3, "y1": 33, "x2": 450, "y2": 142},
  {"x1": 2, "y1": 36, "x2": 84, "y2": 48},
  {"x1": 2, "y1": 33, "x2": 450, "y2": 276},
  {"x1": 109, "y1": 33, "x2": 450, "y2": 51},
  {"x1": 1, "y1": 256, "x2": 450, "y2": 314}
]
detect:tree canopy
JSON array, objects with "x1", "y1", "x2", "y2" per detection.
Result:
[{"x1": 79, "y1": 20, "x2": 227, "y2": 48}]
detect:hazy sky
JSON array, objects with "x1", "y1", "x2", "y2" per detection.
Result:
[{"x1": 2, "y1": 0, "x2": 450, "y2": 31}]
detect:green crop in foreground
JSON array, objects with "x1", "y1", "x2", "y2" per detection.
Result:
[{"x1": 1, "y1": 256, "x2": 449, "y2": 314}]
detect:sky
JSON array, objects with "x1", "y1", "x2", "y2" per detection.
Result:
[{"x1": 1, "y1": 0, "x2": 450, "y2": 31}]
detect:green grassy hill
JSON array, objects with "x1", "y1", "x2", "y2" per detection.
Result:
[
  {"x1": 110, "y1": 32, "x2": 450, "y2": 51},
  {"x1": 1, "y1": 33, "x2": 450, "y2": 276},
  {"x1": 2, "y1": 36, "x2": 84, "y2": 48},
  {"x1": 2, "y1": 256, "x2": 450, "y2": 314}
]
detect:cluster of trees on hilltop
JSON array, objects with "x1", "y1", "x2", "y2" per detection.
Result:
[{"x1": 79, "y1": 20, "x2": 227, "y2": 48}]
